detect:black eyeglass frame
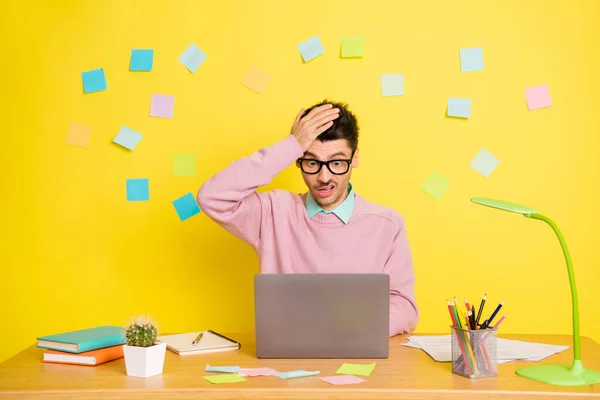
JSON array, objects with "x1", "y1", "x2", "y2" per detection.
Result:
[{"x1": 297, "y1": 151, "x2": 356, "y2": 175}]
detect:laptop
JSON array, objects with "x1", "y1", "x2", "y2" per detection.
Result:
[{"x1": 254, "y1": 273, "x2": 390, "y2": 359}]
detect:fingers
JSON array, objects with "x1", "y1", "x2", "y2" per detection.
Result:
[
  {"x1": 303, "y1": 103, "x2": 336, "y2": 122},
  {"x1": 314, "y1": 121, "x2": 334, "y2": 135},
  {"x1": 309, "y1": 109, "x2": 340, "y2": 129}
]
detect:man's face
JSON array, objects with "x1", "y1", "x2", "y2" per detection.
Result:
[{"x1": 297, "y1": 139, "x2": 359, "y2": 211}]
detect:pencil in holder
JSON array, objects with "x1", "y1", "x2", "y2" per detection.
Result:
[{"x1": 450, "y1": 325, "x2": 497, "y2": 379}]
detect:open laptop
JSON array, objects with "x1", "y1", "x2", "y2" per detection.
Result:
[{"x1": 254, "y1": 273, "x2": 389, "y2": 359}]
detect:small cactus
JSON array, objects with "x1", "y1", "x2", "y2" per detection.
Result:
[{"x1": 125, "y1": 315, "x2": 158, "y2": 347}]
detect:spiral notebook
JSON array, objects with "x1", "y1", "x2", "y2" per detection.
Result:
[{"x1": 157, "y1": 330, "x2": 241, "y2": 355}]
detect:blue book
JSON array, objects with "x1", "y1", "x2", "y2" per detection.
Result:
[{"x1": 37, "y1": 326, "x2": 126, "y2": 354}]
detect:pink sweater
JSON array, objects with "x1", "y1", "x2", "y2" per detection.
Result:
[{"x1": 197, "y1": 135, "x2": 419, "y2": 336}]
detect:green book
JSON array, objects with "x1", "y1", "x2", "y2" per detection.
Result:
[{"x1": 37, "y1": 326, "x2": 126, "y2": 354}]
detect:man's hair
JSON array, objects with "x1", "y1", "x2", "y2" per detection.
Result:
[{"x1": 304, "y1": 99, "x2": 359, "y2": 152}]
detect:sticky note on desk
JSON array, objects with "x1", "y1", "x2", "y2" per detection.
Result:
[
  {"x1": 275, "y1": 370, "x2": 319, "y2": 379},
  {"x1": 150, "y1": 94, "x2": 174, "y2": 118},
  {"x1": 66, "y1": 122, "x2": 92, "y2": 148},
  {"x1": 126, "y1": 178, "x2": 149, "y2": 201},
  {"x1": 447, "y1": 97, "x2": 472, "y2": 118},
  {"x1": 113, "y1": 126, "x2": 142, "y2": 150},
  {"x1": 321, "y1": 375, "x2": 366, "y2": 385},
  {"x1": 470, "y1": 148, "x2": 500, "y2": 178},
  {"x1": 81, "y1": 68, "x2": 107, "y2": 93},
  {"x1": 421, "y1": 171, "x2": 450, "y2": 200},
  {"x1": 179, "y1": 43, "x2": 207, "y2": 73},
  {"x1": 460, "y1": 47, "x2": 484, "y2": 72},
  {"x1": 241, "y1": 65, "x2": 270, "y2": 93},
  {"x1": 336, "y1": 362, "x2": 376, "y2": 376},
  {"x1": 203, "y1": 374, "x2": 246, "y2": 384},
  {"x1": 525, "y1": 84, "x2": 552, "y2": 110},
  {"x1": 172, "y1": 192, "x2": 201, "y2": 222},
  {"x1": 173, "y1": 154, "x2": 196, "y2": 176},
  {"x1": 298, "y1": 36, "x2": 325, "y2": 62},
  {"x1": 205, "y1": 364, "x2": 240, "y2": 373},
  {"x1": 130, "y1": 49, "x2": 154, "y2": 71},
  {"x1": 341, "y1": 37, "x2": 364, "y2": 58},
  {"x1": 381, "y1": 74, "x2": 404, "y2": 97},
  {"x1": 238, "y1": 367, "x2": 279, "y2": 377}
]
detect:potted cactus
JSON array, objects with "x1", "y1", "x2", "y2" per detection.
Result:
[{"x1": 122, "y1": 316, "x2": 166, "y2": 378}]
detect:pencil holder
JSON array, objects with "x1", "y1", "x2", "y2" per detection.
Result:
[{"x1": 450, "y1": 326, "x2": 497, "y2": 379}]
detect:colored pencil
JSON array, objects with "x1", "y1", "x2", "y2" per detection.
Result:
[
  {"x1": 491, "y1": 313, "x2": 507, "y2": 329},
  {"x1": 482, "y1": 301, "x2": 504, "y2": 329},
  {"x1": 475, "y1": 294, "x2": 486, "y2": 327},
  {"x1": 450, "y1": 302, "x2": 476, "y2": 375},
  {"x1": 464, "y1": 298, "x2": 471, "y2": 312},
  {"x1": 470, "y1": 305, "x2": 478, "y2": 330}
]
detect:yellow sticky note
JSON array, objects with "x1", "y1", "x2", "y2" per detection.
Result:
[
  {"x1": 341, "y1": 37, "x2": 364, "y2": 58},
  {"x1": 173, "y1": 154, "x2": 196, "y2": 177},
  {"x1": 335, "y1": 362, "x2": 376, "y2": 376},
  {"x1": 203, "y1": 374, "x2": 247, "y2": 384},
  {"x1": 241, "y1": 65, "x2": 270, "y2": 93},
  {"x1": 421, "y1": 171, "x2": 450, "y2": 200},
  {"x1": 66, "y1": 122, "x2": 92, "y2": 148}
]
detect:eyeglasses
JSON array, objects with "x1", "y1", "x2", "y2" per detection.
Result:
[{"x1": 297, "y1": 152, "x2": 355, "y2": 175}]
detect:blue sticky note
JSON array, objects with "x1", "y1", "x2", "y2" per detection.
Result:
[
  {"x1": 460, "y1": 47, "x2": 484, "y2": 72},
  {"x1": 298, "y1": 36, "x2": 325, "y2": 62},
  {"x1": 113, "y1": 126, "x2": 142, "y2": 150},
  {"x1": 126, "y1": 178, "x2": 149, "y2": 201},
  {"x1": 447, "y1": 97, "x2": 472, "y2": 118},
  {"x1": 205, "y1": 364, "x2": 240, "y2": 373},
  {"x1": 81, "y1": 68, "x2": 107, "y2": 93},
  {"x1": 172, "y1": 193, "x2": 201, "y2": 221},
  {"x1": 381, "y1": 73, "x2": 404, "y2": 96},
  {"x1": 130, "y1": 49, "x2": 154, "y2": 71},
  {"x1": 275, "y1": 370, "x2": 320, "y2": 379},
  {"x1": 178, "y1": 43, "x2": 207, "y2": 73}
]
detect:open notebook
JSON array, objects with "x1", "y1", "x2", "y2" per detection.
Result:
[{"x1": 157, "y1": 330, "x2": 241, "y2": 355}]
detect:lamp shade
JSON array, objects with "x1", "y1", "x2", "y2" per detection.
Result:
[{"x1": 470, "y1": 198, "x2": 537, "y2": 216}]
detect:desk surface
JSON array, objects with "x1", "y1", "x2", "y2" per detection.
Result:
[{"x1": 1, "y1": 334, "x2": 599, "y2": 399}]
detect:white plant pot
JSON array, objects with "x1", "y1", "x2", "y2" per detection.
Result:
[{"x1": 123, "y1": 342, "x2": 167, "y2": 378}]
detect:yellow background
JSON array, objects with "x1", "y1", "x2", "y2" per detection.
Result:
[{"x1": 1, "y1": 0, "x2": 599, "y2": 363}]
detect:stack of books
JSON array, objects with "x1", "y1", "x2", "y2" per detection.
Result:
[{"x1": 37, "y1": 326, "x2": 126, "y2": 366}]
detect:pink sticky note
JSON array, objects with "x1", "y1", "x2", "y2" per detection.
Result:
[
  {"x1": 525, "y1": 84, "x2": 551, "y2": 111},
  {"x1": 150, "y1": 94, "x2": 175, "y2": 118},
  {"x1": 238, "y1": 367, "x2": 279, "y2": 377},
  {"x1": 321, "y1": 375, "x2": 366, "y2": 385}
]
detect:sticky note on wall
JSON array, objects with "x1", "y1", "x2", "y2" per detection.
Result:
[
  {"x1": 81, "y1": 68, "x2": 107, "y2": 93},
  {"x1": 525, "y1": 84, "x2": 552, "y2": 110},
  {"x1": 178, "y1": 43, "x2": 207, "y2": 73},
  {"x1": 130, "y1": 49, "x2": 154, "y2": 71},
  {"x1": 241, "y1": 65, "x2": 270, "y2": 93},
  {"x1": 470, "y1": 148, "x2": 500, "y2": 178},
  {"x1": 66, "y1": 122, "x2": 92, "y2": 148},
  {"x1": 150, "y1": 94, "x2": 175, "y2": 118},
  {"x1": 341, "y1": 37, "x2": 365, "y2": 58},
  {"x1": 459, "y1": 47, "x2": 484, "y2": 72},
  {"x1": 447, "y1": 98, "x2": 472, "y2": 118},
  {"x1": 173, "y1": 154, "x2": 196, "y2": 176},
  {"x1": 381, "y1": 74, "x2": 404, "y2": 96},
  {"x1": 126, "y1": 178, "x2": 149, "y2": 201},
  {"x1": 298, "y1": 36, "x2": 325, "y2": 62},
  {"x1": 113, "y1": 126, "x2": 142, "y2": 150},
  {"x1": 421, "y1": 172, "x2": 450, "y2": 200},
  {"x1": 172, "y1": 193, "x2": 201, "y2": 221}
]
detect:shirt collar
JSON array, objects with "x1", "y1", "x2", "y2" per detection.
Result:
[{"x1": 306, "y1": 183, "x2": 355, "y2": 224}]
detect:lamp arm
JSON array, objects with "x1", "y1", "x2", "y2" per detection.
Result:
[{"x1": 527, "y1": 213, "x2": 580, "y2": 361}]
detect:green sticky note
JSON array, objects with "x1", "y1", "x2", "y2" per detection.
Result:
[
  {"x1": 421, "y1": 171, "x2": 450, "y2": 200},
  {"x1": 335, "y1": 362, "x2": 376, "y2": 376},
  {"x1": 203, "y1": 374, "x2": 247, "y2": 384},
  {"x1": 173, "y1": 154, "x2": 196, "y2": 177},
  {"x1": 341, "y1": 37, "x2": 364, "y2": 58}
]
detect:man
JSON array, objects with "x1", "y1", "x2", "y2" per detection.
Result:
[{"x1": 197, "y1": 100, "x2": 418, "y2": 336}]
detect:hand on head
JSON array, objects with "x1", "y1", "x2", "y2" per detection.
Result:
[{"x1": 290, "y1": 104, "x2": 340, "y2": 152}]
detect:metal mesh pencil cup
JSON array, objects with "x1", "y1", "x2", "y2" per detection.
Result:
[{"x1": 451, "y1": 326, "x2": 497, "y2": 378}]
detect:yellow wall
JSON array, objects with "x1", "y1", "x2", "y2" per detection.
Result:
[{"x1": 1, "y1": 0, "x2": 599, "y2": 363}]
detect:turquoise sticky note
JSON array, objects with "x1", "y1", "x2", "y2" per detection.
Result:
[
  {"x1": 126, "y1": 178, "x2": 149, "y2": 201},
  {"x1": 298, "y1": 36, "x2": 325, "y2": 62},
  {"x1": 381, "y1": 73, "x2": 404, "y2": 96},
  {"x1": 205, "y1": 364, "x2": 240, "y2": 373},
  {"x1": 130, "y1": 49, "x2": 154, "y2": 71},
  {"x1": 275, "y1": 370, "x2": 320, "y2": 379},
  {"x1": 460, "y1": 47, "x2": 484, "y2": 72},
  {"x1": 81, "y1": 68, "x2": 107, "y2": 93},
  {"x1": 113, "y1": 126, "x2": 142, "y2": 150},
  {"x1": 447, "y1": 98, "x2": 472, "y2": 118},
  {"x1": 178, "y1": 43, "x2": 207, "y2": 73},
  {"x1": 172, "y1": 193, "x2": 201, "y2": 221},
  {"x1": 470, "y1": 148, "x2": 500, "y2": 178}
]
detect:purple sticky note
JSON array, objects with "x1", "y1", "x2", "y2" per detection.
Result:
[
  {"x1": 525, "y1": 84, "x2": 552, "y2": 111},
  {"x1": 150, "y1": 94, "x2": 174, "y2": 118}
]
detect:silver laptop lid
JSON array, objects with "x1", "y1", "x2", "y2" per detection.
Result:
[{"x1": 254, "y1": 273, "x2": 389, "y2": 359}]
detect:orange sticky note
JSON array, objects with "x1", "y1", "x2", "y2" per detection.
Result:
[
  {"x1": 66, "y1": 122, "x2": 92, "y2": 148},
  {"x1": 241, "y1": 65, "x2": 270, "y2": 93}
]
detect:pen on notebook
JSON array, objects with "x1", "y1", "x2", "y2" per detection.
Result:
[
  {"x1": 475, "y1": 294, "x2": 486, "y2": 327},
  {"x1": 191, "y1": 332, "x2": 203, "y2": 346},
  {"x1": 482, "y1": 301, "x2": 504, "y2": 329}
]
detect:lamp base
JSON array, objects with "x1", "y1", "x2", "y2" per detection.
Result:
[{"x1": 516, "y1": 360, "x2": 600, "y2": 386}]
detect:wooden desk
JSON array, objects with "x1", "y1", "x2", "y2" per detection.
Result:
[{"x1": 1, "y1": 334, "x2": 599, "y2": 399}]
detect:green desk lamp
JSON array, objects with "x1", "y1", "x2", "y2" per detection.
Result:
[{"x1": 471, "y1": 197, "x2": 600, "y2": 386}]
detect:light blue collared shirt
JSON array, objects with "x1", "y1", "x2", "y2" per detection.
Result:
[{"x1": 305, "y1": 183, "x2": 355, "y2": 224}]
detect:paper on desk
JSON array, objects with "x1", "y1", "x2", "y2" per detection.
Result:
[
  {"x1": 275, "y1": 370, "x2": 320, "y2": 379},
  {"x1": 203, "y1": 374, "x2": 246, "y2": 384},
  {"x1": 205, "y1": 364, "x2": 240, "y2": 373},
  {"x1": 238, "y1": 367, "x2": 279, "y2": 376},
  {"x1": 404, "y1": 336, "x2": 568, "y2": 364},
  {"x1": 336, "y1": 362, "x2": 376, "y2": 376}
]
